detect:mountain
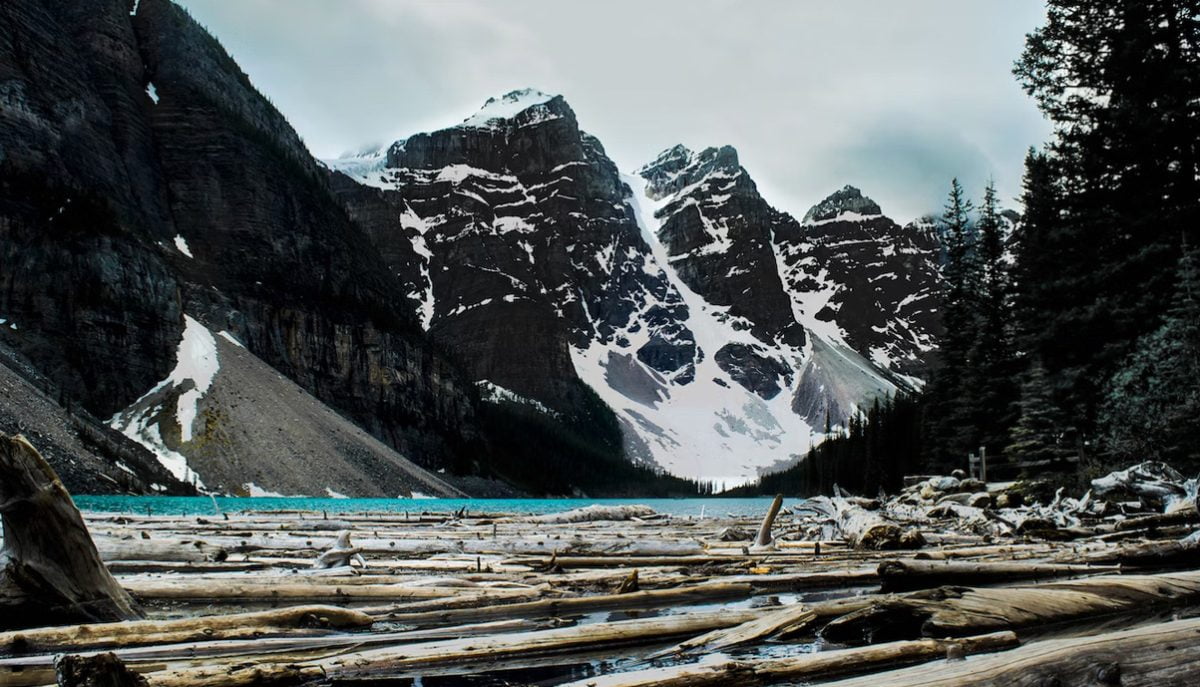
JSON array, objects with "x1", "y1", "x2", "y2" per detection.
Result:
[
  {"x1": 0, "y1": 0, "x2": 474, "y2": 496},
  {"x1": 329, "y1": 91, "x2": 945, "y2": 485},
  {"x1": 0, "y1": 0, "x2": 945, "y2": 494}
]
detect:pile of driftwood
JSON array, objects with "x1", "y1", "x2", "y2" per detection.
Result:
[{"x1": 2, "y1": 431, "x2": 1200, "y2": 686}]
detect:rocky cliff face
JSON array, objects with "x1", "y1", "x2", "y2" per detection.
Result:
[
  {"x1": 631, "y1": 147, "x2": 939, "y2": 472},
  {"x1": 1, "y1": 0, "x2": 946, "y2": 492},
  {"x1": 774, "y1": 185, "x2": 943, "y2": 385},
  {"x1": 0, "y1": 0, "x2": 477, "y2": 493},
  {"x1": 639, "y1": 145, "x2": 803, "y2": 349},
  {"x1": 330, "y1": 91, "x2": 694, "y2": 415},
  {"x1": 329, "y1": 93, "x2": 945, "y2": 485}
]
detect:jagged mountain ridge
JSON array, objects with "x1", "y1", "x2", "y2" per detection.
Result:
[
  {"x1": 0, "y1": 0, "x2": 944, "y2": 492},
  {"x1": 329, "y1": 89, "x2": 945, "y2": 484}
]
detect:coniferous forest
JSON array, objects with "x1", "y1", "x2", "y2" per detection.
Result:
[{"x1": 742, "y1": 0, "x2": 1200, "y2": 496}]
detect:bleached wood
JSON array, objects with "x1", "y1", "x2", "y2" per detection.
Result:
[
  {"x1": 0, "y1": 434, "x2": 141, "y2": 629},
  {"x1": 560, "y1": 632, "x2": 1019, "y2": 687},
  {"x1": 821, "y1": 617, "x2": 1200, "y2": 687}
]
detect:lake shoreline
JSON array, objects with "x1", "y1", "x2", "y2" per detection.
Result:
[{"x1": 5, "y1": 432, "x2": 1198, "y2": 686}]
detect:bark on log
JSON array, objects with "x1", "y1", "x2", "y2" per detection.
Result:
[
  {"x1": 820, "y1": 616, "x2": 1200, "y2": 687},
  {"x1": 0, "y1": 434, "x2": 141, "y2": 629}
]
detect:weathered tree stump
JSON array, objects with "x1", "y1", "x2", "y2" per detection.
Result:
[
  {"x1": 312, "y1": 530, "x2": 366, "y2": 569},
  {"x1": 55, "y1": 653, "x2": 147, "y2": 687},
  {"x1": 754, "y1": 494, "x2": 784, "y2": 548},
  {"x1": 0, "y1": 433, "x2": 142, "y2": 629}
]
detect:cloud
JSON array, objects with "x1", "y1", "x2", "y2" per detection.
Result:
[{"x1": 177, "y1": 0, "x2": 1051, "y2": 221}]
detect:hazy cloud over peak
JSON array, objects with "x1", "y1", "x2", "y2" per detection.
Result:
[{"x1": 178, "y1": 0, "x2": 1051, "y2": 221}]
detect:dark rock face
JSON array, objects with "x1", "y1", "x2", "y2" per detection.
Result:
[
  {"x1": 714, "y1": 343, "x2": 793, "y2": 400},
  {"x1": 639, "y1": 146, "x2": 804, "y2": 348},
  {"x1": 0, "y1": 0, "x2": 480, "y2": 489},
  {"x1": 332, "y1": 110, "x2": 945, "y2": 483},
  {"x1": 0, "y1": 0, "x2": 947, "y2": 491},
  {"x1": 134, "y1": 0, "x2": 479, "y2": 469},
  {"x1": 331, "y1": 90, "x2": 696, "y2": 417},
  {"x1": 801, "y1": 185, "x2": 882, "y2": 223},
  {"x1": 775, "y1": 188, "x2": 943, "y2": 381},
  {"x1": 0, "y1": 0, "x2": 184, "y2": 415}
]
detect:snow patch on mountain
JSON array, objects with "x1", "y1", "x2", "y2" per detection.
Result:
[
  {"x1": 400, "y1": 202, "x2": 436, "y2": 330},
  {"x1": 324, "y1": 148, "x2": 389, "y2": 189},
  {"x1": 173, "y1": 234, "x2": 192, "y2": 258},
  {"x1": 477, "y1": 380, "x2": 559, "y2": 417},
  {"x1": 460, "y1": 88, "x2": 558, "y2": 129},
  {"x1": 109, "y1": 315, "x2": 217, "y2": 487},
  {"x1": 566, "y1": 175, "x2": 816, "y2": 485}
]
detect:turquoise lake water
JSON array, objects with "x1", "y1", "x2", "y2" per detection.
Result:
[{"x1": 73, "y1": 495, "x2": 798, "y2": 518}]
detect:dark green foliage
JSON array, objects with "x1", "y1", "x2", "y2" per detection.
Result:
[
  {"x1": 922, "y1": 179, "x2": 978, "y2": 472},
  {"x1": 476, "y1": 385, "x2": 710, "y2": 497},
  {"x1": 1099, "y1": 245, "x2": 1200, "y2": 470},
  {"x1": 918, "y1": 0, "x2": 1200, "y2": 480},
  {"x1": 965, "y1": 181, "x2": 1019, "y2": 458},
  {"x1": 1006, "y1": 358, "x2": 1075, "y2": 465},
  {"x1": 730, "y1": 395, "x2": 922, "y2": 497},
  {"x1": 1009, "y1": 150, "x2": 1063, "y2": 368},
  {"x1": 1012, "y1": 0, "x2": 1200, "y2": 441}
]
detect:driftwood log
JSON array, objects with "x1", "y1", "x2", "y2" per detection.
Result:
[
  {"x1": 823, "y1": 570, "x2": 1200, "y2": 644},
  {"x1": 0, "y1": 434, "x2": 141, "y2": 629},
  {"x1": 797, "y1": 494, "x2": 924, "y2": 550},
  {"x1": 821, "y1": 616, "x2": 1200, "y2": 687},
  {"x1": 519, "y1": 505, "x2": 658, "y2": 524},
  {"x1": 0, "y1": 605, "x2": 372, "y2": 654},
  {"x1": 877, "y1": 559, "x2": 1119, "y2": 592},
  {"x1": 563, "y1": 632, "x2": 1019, "y2": 687},
  {"x1": 129, "y1": 609, "x2": 764, "y2": 687},
  {"x1": 312, "y1": 531, "x2": 366, "y2": 570}
]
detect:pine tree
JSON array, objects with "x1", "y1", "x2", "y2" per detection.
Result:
[
  {"x1": 1099, "y1": 244, "x2": 1200, "y2": 470},
  {"x1": 1009, "y1": 151, "x2": 1061, "y2": 360},
  {"x1": 923, "y1": 179, "x2": 976, "y2": 472},
  {"x1": 965, "y1": 181, "x2": 1019, "y2": 459},
  {"x1": 1013, "y1": 0, "x2": 1200, "y2": 439},
  {"x1": 1007, "y1": 358, "x2": 1073, "y2": 465}
]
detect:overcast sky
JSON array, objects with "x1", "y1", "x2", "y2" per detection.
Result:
[{"x1": 178, "y1": 0, "x2": 1052, "y2": 222}]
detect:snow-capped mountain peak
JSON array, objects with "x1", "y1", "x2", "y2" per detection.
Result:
[
  {"x1": 459, "y1": 88, "x2": 560, "y2": 129},
  {"x1": 640, "y1": 144, "x2": 743, "y2": 201},
  {"x1": 803, "y1": 184, "x2": 883, "y2": 224},
  {"x1": 326, "y1": 104, "x2": 944, "y2": 486}
]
